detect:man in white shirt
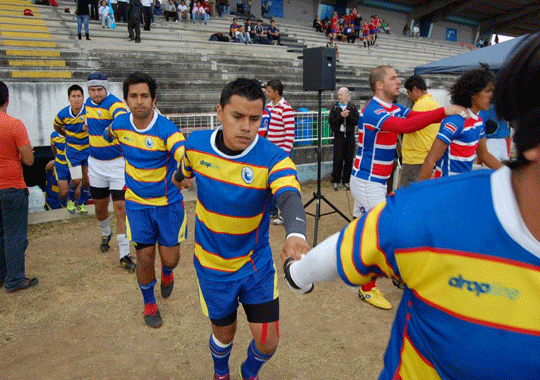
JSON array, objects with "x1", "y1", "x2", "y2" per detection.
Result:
[{"x1": 177, "y1": 0, "x2": 189, "y2": 20}]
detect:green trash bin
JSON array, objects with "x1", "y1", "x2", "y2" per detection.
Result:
[{"x1": 313, "y1": 108, "x2": 331, "y2": 145}]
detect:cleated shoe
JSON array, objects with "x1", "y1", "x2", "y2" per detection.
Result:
[
  {"x1": 67, "y1": 200, "x2": 76, "y2": 214},
  {"x1": 100, "y1": 234, "x2": 112, "y2": 252},
  {"x1": 358, "y1": 286, "x2": 392, "y2": 310},
  {"x1": 161, "y1": 274, "x2": 174, "y2": 299},
  {"x1": 333, "y1": 182, "x2": 339, "y2": 191},
  {"x1": 120, "y1": 255, "x2": 136, "y2": 273},
  {"x1": 238, "y1": 364, "x2": 259, "y2": 380},
  {"x1": 272, "y1": 216, "x2": 283, "y2": 225},
  {"x1": 78, "y1": 203, "x2": 88, "y2": 215},
  {"x1": 343, "y1": 183, "x2": 350, "y2": 190},
  {"x1": 144, "y1": 303, "x2": 162, "y2": 328},
  {"x1": 214, "y1": 374, "x2": 230, "y2": 380}
]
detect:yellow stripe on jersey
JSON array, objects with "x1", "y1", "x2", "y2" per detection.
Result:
[
  {"x1": 64, "y1": 130, "x2": 87, "y2": 139},
  {"x1": 188, "y1": 150, "x2": 269, "y2": 189},
  {"x1": 89, "y1": 134, "x2": 120, "y2": 148},
  {"x1": 398, "y1": 334, "x2": 440, "y2": 379},
  {"x1": 272, "y1": 261, "x2": 279, "y2": 299},
  {"x1": 395, "y1": 248, "x2": 540, "y2": 335},
  {"x1": 166, "y1": 131, "x2": 186, "y2": 162},
  {"x1": 125, "y1": 188, "x2": 168, "y2": 207},
  {"x1": 181, "y1": 152, "x2": 193, "y2": 178},
  {"x1": 125, "y1": 160, "x2": 166, "y2": 183},
  {"x1": 194, "y1": 242, "x2": 254, "y2": 273},
  {"x1": 196, "y1": 200, "x2": 262, "y2": 235},
  {"x1": 86, "y1": 106, "x2": 113, "y2": 120},
  {"x1": 269, "y1": 157, "x2": 301, "y2": 194}
]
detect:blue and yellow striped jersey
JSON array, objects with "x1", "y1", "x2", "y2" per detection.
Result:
[
  {"x1": 53, "y1": 105, "x2": 89, "y2": 154},
  {"x1": 50, "y1": 131, "x2": 67, "y2": 165},
  {"x1": 336, "y1": 167, "x2": 540, "y2": 379},
  {"x1": 85, "y1": 93, "x2": 127, "y2": 161},
  {"x1": 110, "y1": 111, "x2": 185, "y2": 210},
  {"x1": 182, "y1": 128, "x2": 301, "y2": 281}
]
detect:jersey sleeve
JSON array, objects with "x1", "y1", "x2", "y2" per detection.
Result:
[
  {"x1": 53, "y1": 111, "x2": 65, "y2": 130},
  {"x1": 180, "y1": 135, "x2": 194, "y2": 179},
  {"x1": 479, "y1": 117, "x2": 486, "y2": 139},
  {"x1": 268, "y1": 155, "x2": 301, "y2": 198},
  {"x1": 363, "y1": 105, "x2": 391, "y2": 131},
  {"x1": 437, "y1": 117, "x2": 462, "y2": 145},
  {"x1": 110, "y1": 101, "x2": 128, "y2": 119},
  {"x1": 166, "y1": 129, "x2": 186, "y2": 163}
]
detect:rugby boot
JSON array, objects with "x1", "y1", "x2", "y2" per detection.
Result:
[
  {"x1": 120, "y1": 255, "x2": 136, "y2": 273},
  {"x1": 144, "y1": 303, "x2": 162, "y2": 328},
  {"x1": 358, "y1": 286, "x2": 391, "y2": 310},
  {"x1": 100, "y1": 234, "x2": 112, "y2": 252}
]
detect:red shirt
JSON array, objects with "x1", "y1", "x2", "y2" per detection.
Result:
[{"x1": 0, "y1": 111, "x2": 30, "y2": 189}]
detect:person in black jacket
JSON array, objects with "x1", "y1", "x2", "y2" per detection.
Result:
[
  {"x1": 329, "y1": 87, "x2": 359, "y2": 190},
  {"x1": 76, "y1": 0, "x2": 91, "y2": 40},
  {"x1": 127, "y1": 0, "x2": 142, "y2": 42}
]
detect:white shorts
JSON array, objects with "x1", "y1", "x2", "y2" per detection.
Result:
[
  {"x1": 486, "y1": 138, "x2": 509, "y2": 162},
  {"x1": 349, "y1": 176, "x2": 387, "y2": 218},
  {"x1": 88, "y1": 156, "x2": 125, "y2": 190},
  {"x1": 68, "y1": 165, "x2": 82, "y2": 180}
]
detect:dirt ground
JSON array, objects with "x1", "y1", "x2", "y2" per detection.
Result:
[{"x1": 0, "y1": 181, "x2": 402, "y2": 380}]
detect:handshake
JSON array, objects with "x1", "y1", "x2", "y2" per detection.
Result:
[{"x1": 282, "y1": 257, "x2": 314, "y2": 295}]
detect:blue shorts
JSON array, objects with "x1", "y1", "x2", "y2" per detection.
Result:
[
  {"x1": 197, "y1": 259, "x2": 278, "y2": 321},
  {"x1": 369, "y1": 29, "x2": 375, "y2": 34},
  {"x1": 126, "y1": 200, "x2": 187, "y2": 247},
  {"x1": 66, "y1": 148, "x2": 89, "y2": 169},
  {"x1": 54, "y1": 161, "x2": 70, "y2": 181}
]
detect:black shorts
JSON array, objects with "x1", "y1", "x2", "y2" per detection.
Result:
[
  {"x1": 211, "y1": 298, "x2": 279, "y2": 327},
  {"x1": 89, "y1": 186, "x2": 125, "y2": 202}
]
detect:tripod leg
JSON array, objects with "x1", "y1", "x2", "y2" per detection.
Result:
[
  {"x1": 320, "y1": 195, "x2": 351, "y2": 223},
  {"x1": 313, "y1": 197, "x2": 321, "y2": 246}
]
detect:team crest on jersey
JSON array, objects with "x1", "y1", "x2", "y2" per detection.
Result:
[
  {"x1": 97, "y1": 110, "x2": 102, "y2": 117},
  {"x1": 443, "y1": 123, "x2": 457, "y2": 134},
  {"x1": 241, "y1": 167, "x2": 254, "y2": 184},
  {"x1": 145, "y1": 137, "x2": 153, "y2": 148},
  {"x1": 79, "y1": 116, "x2": 84, "y2": 122}
]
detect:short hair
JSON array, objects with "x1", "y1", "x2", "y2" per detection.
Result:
[
  {"x1": 495, "y1": 33, "x2": 540, "y2": 169},
  {"x1": 220, "y1": 78, "x2": 266, "y2": 108},
  {"x1": 0, "y1": 81, "x2": 8, "y2": 107},
  {"x1": 123, "y1": 72, "x2": 157, "y2": 100},
  {"x1": 449, "y1": 64, "x2": 494, "y2": 108},
  {"x1": 266, "y1": 79, "x2": 283, "y2": 96},
  {"x1": 404, "y1": 75, "x2": 427, "y2": 92},
  {"x1": 369, "y1": 65, "x2": 393, "y2": 92},
  {"x1": 68, "y1": 84, "x2": 84, "y2": 97}
]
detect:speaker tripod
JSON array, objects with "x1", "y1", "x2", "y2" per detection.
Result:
[{"x1": 303, "y1": 90, "x2": 351, "y2": 246}]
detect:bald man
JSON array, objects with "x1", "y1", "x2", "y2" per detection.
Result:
[{"x1": 328, "y1": 87, "x2": 359, "y2": 191}]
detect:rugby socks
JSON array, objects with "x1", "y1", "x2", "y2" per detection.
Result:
[
  {"x1": 79, "y1": 185, "x2": 91, "y2": 205},
  {"x1": 98, "y1": 217, "x2": 111, "y2": 237},
  {"x1": 117, "y1": 234, "x2": 130, "y2": 258},
  {"x1": 139, "y1": 279, "x2": 157, "y2": 306},
  {"x1": 161, "y1": 265, "x2": 174, "y2": 286},
  {"x1": 241, "y1": 340, "x2": 273, "y2": 378},
  {"x1": 68, "y1": 183, "x2": 76, "y2": 202},
  {"x1": 362, "y1": 279, "x2": 376, "y2": 292},
  {"x1": 209, "y1": 334, "x2": 233, "y2": 376}
]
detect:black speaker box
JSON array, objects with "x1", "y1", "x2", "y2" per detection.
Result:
[{"x1": 303, "y1": 47, "x2": 336, "y2": 91}]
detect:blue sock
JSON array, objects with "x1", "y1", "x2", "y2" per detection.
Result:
[
  {"x1": 241, "y1": 340, "x2": 273, "y2": 378},
  {"x1": 138, "y1": 279, "x2": 157, "y2": 305},
  {"x1": 209, "y1": 334, "x2": 233, "y2": 376},
  {"x1": 79, "y1": 185, "x2": 90, "y2": 204},
  {"x1": 68, "y1": 183, "x2": 76, "y2": 202}
]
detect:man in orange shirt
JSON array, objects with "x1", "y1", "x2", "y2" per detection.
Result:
[{"x1": 0, "y1": 81, "x2": 38, "y2": 293}]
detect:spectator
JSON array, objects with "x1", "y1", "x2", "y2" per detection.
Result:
[
  {"x1": 235, "y1": 25, "x2": 249, "y2": 43},
  {"x1": 402, "y1": 21, "x2": 410, "y2": 36},
  {"x1": 245, "y1": 18, "x2": 255, "y2": 41},
  {"x1": 313, "y1": 15, "x2": 324, "y2": 33},
  {"x1": 335, "y1": 24, "x2": 344, "y2": 42},
  {"x1": 75, "y1": 0, "x2": 91, "y2": 40},
  {"x1": 216, "y1": 0, "x2": 228, "y2": 16},
  {"x1": 267, "y1": 19, "x2": 282, "y2": 45},
  {"x1": 202, "y1": 0, "x2": 212, "y2": 17},
  {"x1": 361, "y1": 20, "x2": 369, "y2": 48},
  {"x1": 127, "y1": 0, "x2": 142, "y2": 42},
  {"x1": 153, "y1": 0, "x2": 162, "y2": 16},
  {"x1": 330, "y1": 11, "x2": 339, "y2": 39},
  {"x1": 329, "y1": 87, "x2": 359, "y2": 191},
  {"x1": 494, "y1": 34, "x2": 499, "y2": 43},
  {"x1": 90, "y1": 0, "x2": 99, "y2": 20},
  {"x1": 412, "y1": 23, "x2": 420, "y2": 37},
  {"x1": 230, "y1": 17, "x2": 240, "y2": 38},
  {"x1": 254, "y1": 19, "x2": 267, "y2": 44},
  {"x1": 261, "y1": 0, "x2": 269, "y2": 18},
  {"x1": 353, "y1": 7, "x2": 362, "y2": 37},
  {"x1": 141, "y1": 0, "x2": 152, "y2": 31},
  {"x1": 117, "y1": 0, "x2": 128, "y2": 22},
  {"x1": 326, "y1": 36, "x2": 339, "y2": 62},
  {"x1": 163, "y1": 0, "x2": 179, "y2": 21},
  {"x1": 235, "y1": 0, "x2": 243, "y2": 14},
  {"x1": 192, "y1": 1, "x2": 208, "y2": 24},
  {"x1": 344, "y1": 23, "x2": 355, "y2": 43},
  {"x1": 0, "y1": 81, "x2": 38, "y2": 293},
  {"x1": 99, "y1": 0, "x2": 111, "y2": 28},
  {"x1": 385, "y1": 23, "x2": 392, "y2": 34},
  {"x1": 177, "y1": 0, "x2": 189, "y2": 19}
]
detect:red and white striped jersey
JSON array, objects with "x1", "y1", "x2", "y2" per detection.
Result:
[{"x1": 266, "y1": 97, "x2": 295, "y2": 154}]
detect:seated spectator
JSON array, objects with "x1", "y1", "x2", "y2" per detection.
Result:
[
  {"x1": 192, "y1": 1, "x2": 208, "y2": 24},
  {"x1": 154, "y1": 0, "x2": 163, "y2": 15},
  {"x1": 177, "y1": 0, "x2": 189, "y2": 19},
  {"x1": 381, "y1": 19, "x2": 387, "y2": 33},
  {"x1": 267, "y1": 19, "x2": 282, "y2": 45},
  {"x1": 235, "y1": 25, "x2": 250, "y2": 43},
  {"x1": 230, "y1": 17, "x2": 241, "y2": 38},
  {"x1": 385, "y1": 23, "x2": 392, "y2": 34},
  {"x1": 98, "y1": 0, "x2": 111, "y2": 28},
  {"x1": 402, "y1": 22, "x2": 410, "y2": 36},
  {"x1": 202, "y1": 0, "x2": 211, "y2": 17},
  {"x1": 412, "y1": 23, "x2": 420, "y2": 37},
  {"x1": 254, "y1": 19, "x2": 268, "y2": 44},
  {"x1": 344, "y1": 23, "x2": 355, "y2": 43},
  {"x1": 326, "y1": 36, "x2": 339, "y2": 62},
  {"x1": 261, "y1": 0, "x2": 270, "y2": 18},
  {"x1": 313, "y1": 15, "x2": 324, "y2": 32},
  {"x1": 163, "y1": 0, "x2": 179, "y2": 21},
  {"x1": 476, "y1": 38, "x2": 485, "y2": 48},
  {"x1": 245, "y1": 18, "x2": 255, "y2": 40}
]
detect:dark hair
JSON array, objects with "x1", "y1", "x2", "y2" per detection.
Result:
[
  {"x1": 123, "y1": 72, "x2": 157, "y2": 100},
  {"x1": 220, "y1": 78, "x2": 266, "y2": 108},
  {"x1": 68, "y1": 84, "x2": 84, "y2": 97},
  {"x1": 266, "y1": 79, "x2": 283, "y2": 96},
  {"x1": 404, "y1": 75, "x2": 427, "y2": 92},
  {"x1": 450, "y1": 64, "x2": 494, "y2": 108},
  {"x1": 0, "y1": 81, "x2": 8, "y2": 108},
  {"x1": 495, "y1": 33, "x2": 540, "y2": 169}
]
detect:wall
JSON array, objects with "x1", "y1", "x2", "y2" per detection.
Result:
[
  {"x1": 430, "y1": 21, "x2": 474, "y2": 45},
  {"x1": 5, "y1": 81, "x2": 123, "y2": 148}
]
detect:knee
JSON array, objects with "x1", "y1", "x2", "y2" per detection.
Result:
[{"x1": 255, "y1": 335, "x2": 279, "y2": 355}]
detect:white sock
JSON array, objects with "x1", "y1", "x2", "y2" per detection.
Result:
[
  {"x1": 290, "y1": 232, "x2": 340, "y2": 288},
  {"x1": 211, "y1": 334, "x2": 232, "y2": 348},
  {"x1": 98, "y1": 218, "x2": 111, "y2": 237},
  {"x1": 117, "y1": 234, "x2": 130, "y2": 258}
]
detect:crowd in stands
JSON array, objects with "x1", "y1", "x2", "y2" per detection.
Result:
[
  {"x1": 314, "y1": 9, "x2": 391, "y2": 51},
  {"x1": 221, "y1": 17, "x2": 282, "y2": 44}
]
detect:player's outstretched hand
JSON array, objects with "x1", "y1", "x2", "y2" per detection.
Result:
[
  {"x1": 280, "y1": 236, "x2": 310, "y2": 262},
  {"x1": 444, "y1": 105, "x2": 469, "y2": 119},
  {"x1": 172, "y1": 170, "x2": 192, "y2": 190}
]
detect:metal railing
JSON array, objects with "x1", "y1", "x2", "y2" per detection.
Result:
[{"x1": 166, "y1": 110, "x2": 334, "y2": 146}]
